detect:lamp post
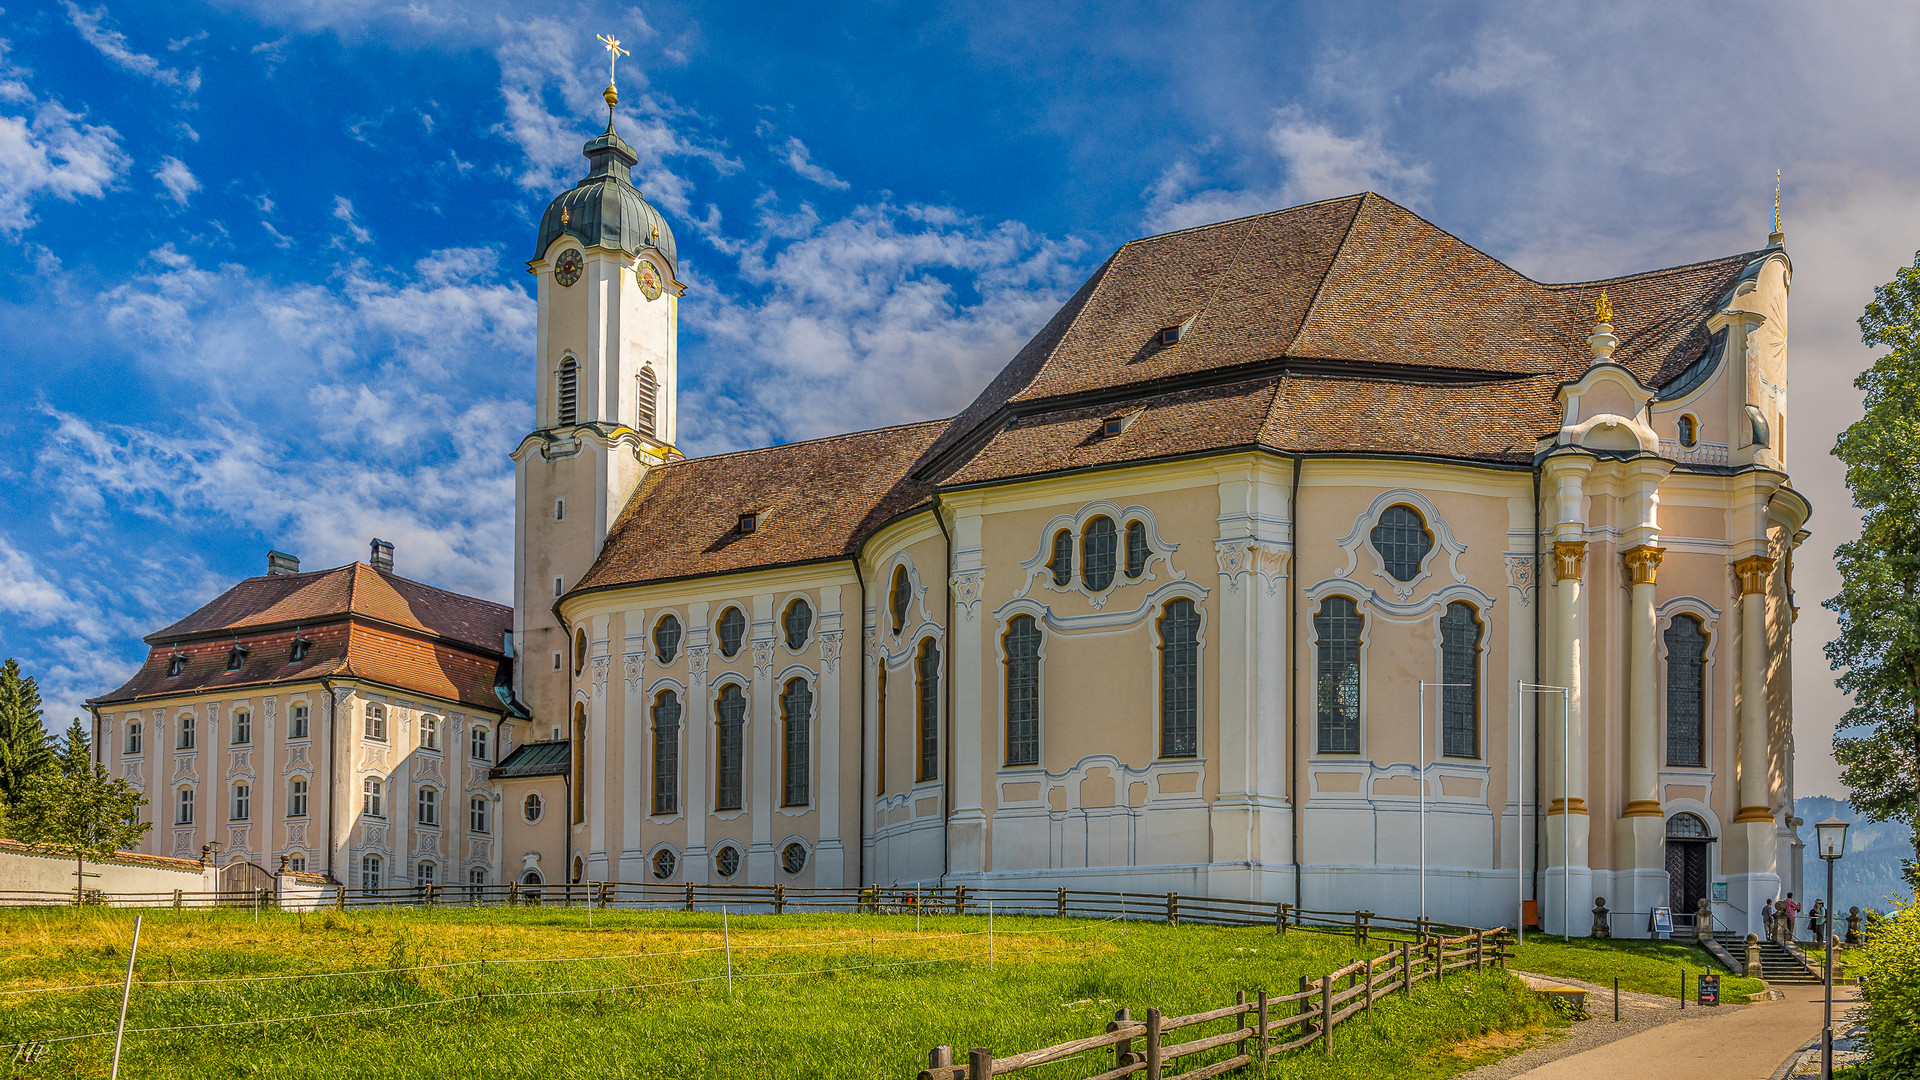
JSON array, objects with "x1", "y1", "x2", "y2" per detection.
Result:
[
  {"x1": 1416, "y1": 681, "x2": 1474, "y2": 925},
  {"x1": 1814, "y1": 816, "x2": 1848, "y2": 1080}
]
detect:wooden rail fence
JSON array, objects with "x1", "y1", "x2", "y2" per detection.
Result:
[{"x1": 918, "y1": 928, "x2": 1511, "y2": 1079}]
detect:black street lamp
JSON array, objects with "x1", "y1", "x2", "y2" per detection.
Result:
[{"x1": 1814, "y1": 816, "x2": 1849, "y2": 1080}]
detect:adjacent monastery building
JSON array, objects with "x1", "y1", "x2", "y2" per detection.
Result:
[{"x1": 93, "y1": 104, "x2": 1809, "y2": 937}]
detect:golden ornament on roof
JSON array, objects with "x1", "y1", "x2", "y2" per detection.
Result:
[{"x1": 1595, "y1": 291, "x2": 1613, "y2": 324}]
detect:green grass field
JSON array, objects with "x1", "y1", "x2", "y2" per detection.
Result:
[
  {"x1": 0, "y1": 906, "x2": 1560, "y2": 1080},
  {"x1": 1504, "y1": 933, "x2": 1768, "y2": 1004}
]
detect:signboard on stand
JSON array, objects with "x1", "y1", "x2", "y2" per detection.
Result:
[
  {"x1": 1698, "y1": 973, "x2": 1720, "y2": 1006},
  {"x1": 1711, "y1": 881, "x2": 1728, "y2": 902},
  {"x1": 1650, "y1": 906, "x2": 1674, "y2": 937}
]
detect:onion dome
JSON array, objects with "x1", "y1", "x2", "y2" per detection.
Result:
[{"x1": 532, "y1": 121, "x2": 676, "y2": 277}]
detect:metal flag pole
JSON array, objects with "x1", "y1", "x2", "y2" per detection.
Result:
[
  {"x1": 109, "y1": 913, "x2": 143, "y2": 1080},
  {"x1": 1417, "y1": 681, "x2": 1474, "y2": 925}
]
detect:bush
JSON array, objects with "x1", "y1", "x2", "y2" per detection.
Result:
[{"x1": 1856, "y1": 896, "x2": 1920, "y2": 1073}]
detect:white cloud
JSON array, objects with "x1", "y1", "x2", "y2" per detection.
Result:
[
  {"x1": 0, "y1": 42, "x2": 125, "y2": 233},
  {"x1": 62, "y1": 2, "x2": 201, "y2": 94},
  {"x1": 154, "y1": 155, "x2": 198, "y2": 206},
  {"x1": 331, "y1": 194, "x2": 371, "y2": 244},
  {"x1": 777, "y1": 136, "x2": 849, "y2": 190}
]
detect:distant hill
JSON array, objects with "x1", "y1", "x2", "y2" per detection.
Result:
[{"x1": 1795, "y1": 796, "x2": 1915, "y2": 915}]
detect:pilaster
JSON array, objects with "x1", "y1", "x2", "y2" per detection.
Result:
[
  {"x1": 748, "y1": 594, "x2": 777, "y2": 884},
  {"x1": 948, "y1": 504, "x2": 987, "y2": 875}
]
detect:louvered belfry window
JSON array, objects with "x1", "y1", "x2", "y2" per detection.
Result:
[
  {"x1": 1370, "y1": 505, "x2": 1433, "y2": 582},
  {"x1": 1665, "y1": 615, "x2": 1708, "y2": 767},
  {"x1": 715, "y1": 684, "x2": 746, "y2": 811},
  {"x1": 1440, "y1": 602, "x2": 1481, "y2": 758},
  {"x1": 1004, "y1": 615, "x2": 1042, "y2": 767},
  {"x1": 781, "y1": 678, "x2": 813, "y2": 807},
  {"x1": 653, "y1": 690, "x2": 681, "y2": 815},
  {"x1": 636, "y1": 365, "x2": 659, "y2": 439},
  {"x1": 916, "y1": 638, "x2": 940, "y2": 782},
  {"x1": 1159, "y1": 599, "x2": 1200, "y2": 758},
  {"x1": 1315, "y1": 597, "x2": 1363, "y2": 753},
  {"x1": 557, "y1": 357, "x2": 579, "y2": 426},
  {"x1": 1081, "y1": 516, "x2": 1117, "y2": 591}
]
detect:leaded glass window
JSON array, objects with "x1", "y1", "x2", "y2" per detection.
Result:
[
  {"x1": 781, "y1": 678, "x2": 812, "y2": 807},
  {"x1": 1315, "y1": 597, "x2": 1363, "y2": 753},
  {"x1": 1159, "y1": 599, "x2": 1200, "y2": 758},
  {"x1": 1004, "y1": 615, "x2": 1042, "y2": 766},
  {"x1": 1125, "y1": 520, "x2": 1149, "y2": 579},
  {"x1": 890, "y1": 566, "x2": 911, "y2": 632},
  {"x1": 1369, "y1": 505, "x2": 1433, "y2": 582},
  {"x1": 1081, "y1": 516, "x2": 1117, "y2": 591},
  {"x1": 1049, "y1": 530, "x2": 1072, "y2": 586},
  {"x1": 783, "y1": 599, "x2": 813, "y2": 650},
  {"x1": 717, "y1": 607, "x2": 745, "y2": 658},
  {"x1": 715, "y1": 684, "x2": 746, "y2": 811},
  {"x1": 653, "y1": 690, "x2": 681, "y2": 815},
  {"x1": 1440, "y1": 602, "x2": 1481, "y2": 759},
  {"x1": 1665, "y1": 615, "x2": 1707, "y2": 767},
  {"x1": 654, "y1": 614, "x2": 682, "y2": 664},
  {"x1": 917, "y1": 638, "x2": 940, "y2": 782}
]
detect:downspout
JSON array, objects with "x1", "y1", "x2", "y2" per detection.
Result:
[
  {"x1": 321, "y1": 676, "x2": 338, "y2": 882},
  {"x1": 853, "y1": 558, "x2": 869, "y2": 890},
  {"x1": 88, "y1": 705, "x2": 103, "y2": 766},
  {"x1": 1288, "y1": 454, "x2": 1304, "y2": 908},
  {"x1": 563, "y1": 769, "x2": 574, "y2": 887},
  {"x1": 1531, "y1": 464, "x2": 1544, "y2": 919},
  {"x1": 931, "y1": 493, "x2": 955, "y2": 881}
]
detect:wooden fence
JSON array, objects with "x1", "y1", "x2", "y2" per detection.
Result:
[{"x1": 919, "y1": 928, "x2": 1511, "y2": 1079}]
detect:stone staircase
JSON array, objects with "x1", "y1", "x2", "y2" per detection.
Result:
[{"x1": 1713, "y1": 930, "x2": 1822, "y2": 984}]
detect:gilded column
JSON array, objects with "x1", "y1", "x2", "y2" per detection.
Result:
[
  {"x1": 1733, "y1": 556, "x2": 1777, "y2": 824},
  {"x1": 1622, "y1": 545, "x2": 1665, "y2": 817}
]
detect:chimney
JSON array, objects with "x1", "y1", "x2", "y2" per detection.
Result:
[
  {"x1": 266, "y1": 550, "x2": 301, "y2": 576},
  {"x1": 369, "y1": 538, "x2": 394, "y2": 573}
]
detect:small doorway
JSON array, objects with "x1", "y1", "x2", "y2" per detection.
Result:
[{"x1": 1665, "y1": 812, "x2": 1713, "y2": 922}]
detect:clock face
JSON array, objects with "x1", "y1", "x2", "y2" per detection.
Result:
[
  {"x1": 636, "y1": 260, "x2": 663, "y2": 301},
  {"x1": 555, "y1": 249, "x2": 584, "y2": 287}
]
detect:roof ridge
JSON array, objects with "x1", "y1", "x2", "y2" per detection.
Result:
[
  {"x1": 662, "y1": 417, "x2": 951, "y2": 468},
  {"x1": 1124, "y1": 192, "x2": 1367, "y2": 247},
  {"x1": 1284, "y1": 193, "x2": 1370, "y2": 356},
  {"x1": 1540, "y1": 249, "x2": 1766, "y2": 290}
]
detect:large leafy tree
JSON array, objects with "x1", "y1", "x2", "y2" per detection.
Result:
[
  {"x1": 0, "y1": 658, "x2": 51, "y2": 805},
  {"x1": 11, "y1": 751, "x2": 150, "y2": 903},
  {"x1": 1827, "y1": 250, "x2": 1920, "y2": 889}
]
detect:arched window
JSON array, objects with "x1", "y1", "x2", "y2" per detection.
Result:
[
  {"x1": 231, "y1": 783, "x2": 250, "y2": 821},
  {"x1": 364, "y1": 703, "x2": 387, "y2": 741},
  {"x1": 1665, "y1": 615, "x2": 1708, "y2": 767},
  {"x1": 176, "y1": 787, "x2": 194, "y2": 824},
  {"x1": 557, "y1": 357, "x2": 578, "y2": 426},
  {"x1": 1440, "y1": 602, "x2": 1482, "y2": 759},
  {"x1": 289, "y1": 703, "x2": 309, "y2": 740},
  {"x1": 362, "y1": 776, "x2": 385, "y2": 818},
  {"x1": 889, "y1": 567, "x2": 912, "y2": 633},
  {"x1": 573, "y1": 628, "x2": 588, "y2": 675},
  {"x1": 523, "y1": 792, "x2": 545, "y2": 823},
  {"x1": 875, "y1": 667, "x2": 888, "y2": 794},
  {"x1": 1125, "y1": 520, "x2": 1149, "y2": 579},
  {"x1": 781, "y1": 841, "x2": 809, "y2": 875},
  {"x1": 417, "y1": 786, "x2": 438, "y2": 826},
  {"x1": 469, "y1": 796, "x2": 489, "y2": 834},
  {"x1": 715, "y1": 684, "x2": 746, "y2": 811},
  {"x1": 652, "y1": 848, "x2": 677, "y2": 880},
  {"x1": 1677, "y1": 414, "x2": 1698, "y2": 448},
  {"x1": 520, "y1": 868, "x2": 543, "y2": 886},
  {"x1": 232, "y1": 710, "x2": 251, "y2": 745},
  {"x1": 1081, "y1": 516, "x2": 1117, "y2": 591},
  {"x1": 717, "y1": 607, "x2": 746, "y2": 658},
  {"x1": 715, "y1": 845, "x2": 741, "y2": 878},
  {"x1": 1666, "y1": 812, "x2": 1710, "y2": 839},
  {"x1": 288, "y1": 777, "x2": 308, "y2": 818},
  {"x1": 1369, "y1": 505, "x2": 1433, "y2": 583},
  {"x1": 469, "y1": 866, "x2": 487, "y2": 894},
  {"x1": 126, "y1": 722, "x2": 142, "y2": 755},
  {"x1": 361, "y1": 854, "x2": 383, "y2": 890},
  {"x1": 1004, "y1": 616, "x2": 1042, "y2": 767},
  {"x1": 781, "y1": 678, "x2": 813, "y2": 807},
  {"x1": 653, "y1": 690, "x2": 681, "y2": 815},
  {"x1": 470, "y1": 724, "x2": 490, "y2": 761},
  {"x1": 654, "y1": 614, "x2": 682, "y2": 664},
  {"x1": 178, "y1": 715, "x2": 196, "y2": 750},
  {"x1": 636, "y1": 365, "x2": 660, "y2": 439},
  {"x1": 916, "y1": 638, "x2": 940, "y2": 782},
  {"x1": 420, "y1": 714, "x2": 439, "y2": 750},
  {"x1": 416, "y1": 861, "x2": 436, "y2": 888},
  {"x1": 1315, "y1": 597, "x2": 1363, "y2": 753},
  {"x1": 1048, "y1": 530, "x2": 1073, "y2": 586},
  {"x1": 289, "y1": 855, "x2": 306, "y2": 872},
  {"x1": 571, "y1": 702, "x2": 588, "y2": 824},
  {"x1": 783, "y1": 598, "x2": 814, "y2": 650},
  {"x1": 1159, "y1": 599, "x2": 1200, "y2": 758}
]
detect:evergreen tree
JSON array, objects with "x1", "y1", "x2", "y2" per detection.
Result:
[
  {"x1": 54, "y1": 716, "x2": 92, "y2": 773},
  {"x1": 1828, "y1": 250, "x2": 1920, "y2": 889},
  {"x1": 11, "y1": 754, "x2": 149, "y2": 903},
  {"x1": 0, "y1": 658, "x2": 51, "y2": 805}
]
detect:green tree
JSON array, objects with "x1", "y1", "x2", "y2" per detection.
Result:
[
  {"x1": 10, "y1": 754, "x2": 150, "y2": 903},
  {"x1": 1828, "y1": 250, "x2": 1920, "y2": 889},
  {"x1": 0, "y1": 658, "x2": 51, "y2": 805},
  {"x1": 54, "y1": 716, "x2": 92, "y2": 773}
]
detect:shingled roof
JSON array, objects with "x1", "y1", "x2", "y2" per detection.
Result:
[
  {"x1": 574, "y1": 192, "x2": 1768, "y2": 591},
  {"x1": 147, "y1": 562, "x2": 511, "y2": 654}
]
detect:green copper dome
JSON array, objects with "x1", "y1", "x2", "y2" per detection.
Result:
[{"x1": 533, "y1": 126, "x2": 677, "y2": 276}]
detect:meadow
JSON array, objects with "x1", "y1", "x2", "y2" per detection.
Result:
[{"x1": 0, "y1": 905, "x2": 1566, "y2": 1080}]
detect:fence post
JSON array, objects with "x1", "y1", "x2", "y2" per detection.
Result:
[
  {"x1": 1475, "y1": 931, "x2": 1484, "y2": 972},
  {"x1": 1057, "y1": 886, "x2": 1067, "y2": 918},
  {"x1": 1256, "y1": 991, "x2": 1268, "y2": 1060},
  {"x1": 1353, "y1": 909, "x2": 1363, "y2": 943},
  {"x1": 685, "y1": 882, "x2": 695, "y2": 912},
  {"x1": 1144, "y1": 1008, "x2": 1162, "y2": 1080},
  {"x1": 1297, "y1": 975, "x2": 1313, "y2": 1037},
  {"x1": 1359, "y1": 910, "x2": 1372, "y2": 944},
  {"x1": 172, "y1": 889, "x2": 182, "y2": 911},
  {"x1": 602, "y1": 881, "x2": 614, "y2": 909},
  {"x1": 954, "y1": 884, "x2": 967, "y2": 917},
  {"x1": 1363, "y1": 956, "x2": 1373, "y2": 1017},
  {"x1": 927, "y1": 1046, "x2": 951, "y2": 1071},
  {"x1": 507, "y1": 881, "x2": 519, "y2": 907},
  {"x1": 968, "y1": 1047, "x2": 992, "y2": 1080},
  {"x1": 335, "y1": 885, "x2": 347, "y2": 911},
  {"x1": 774, "y1": 884, "x2": 786, "y2": 915},
  {"x1": 1235, "y1": 990, "x2": 1247, "y2": 1059},
  {"x1": 1401, "y1": 941, "x2": 1412, "y2": 994},
  {"x1": 1432, "y1": 935, "x2": 1442, "y2": 983},
  {"x1": 1274, "y1": 902, "x2": 1286, "y2": 934},
  {"x1": 1320, "y1": 974, "x2": 1333, "y2": 1056},
  {"x1": 1112, "y1": 1007, "x2": 1133, "y2": 1069},
  {"x1": 1167, "y1": 891, "x2": 1179, "y2": 927}
]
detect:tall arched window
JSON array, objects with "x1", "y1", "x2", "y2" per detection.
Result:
[
  {"x1": 1125, "y1": 520, "x2": 1149, "y2": 579},
  {"x1": 1004, "y1": 615, "x2": 1042, "y2": 766},
  {"x1": 288, "y1": 777, "x2": 308, "y2": 818},
  {"x1": 875, "y1": 668, "x2": 888, "y2": 795},
  {"x1": 1665, "y1": 615, "x2": 1708, "y2": 767},
  {"x1": 1677, "y1": 414, "x2": 1698, "y2": 448},
  {"x1": 655, "y1": 614, "x2": 683, "y2": 664},
  {"x1": 571, "y1": 702, "x2": 587, "y2": 824},
  {"x1": 1048, "y1": 530, "x2": 1073, "y2": 586},
  {"x1": 889, "y1": 566, "x2": 911, "y2": 633},
  {"x1": 1440, "y1": 602, "x2": 1482, "y2": 759},
  {"x1": 636, "y1": 365, "x2": 659, "y2": 439},
  {"x1": 573, "y1": 628, "x2": 588, "y2": 675},
  {"x1": 1159, "y1": 599, "x2": 1200, "y2": 758},
  {"x1": 1369, "y1": 505, "x2": 1433, "y2": 582},
  {"x1": 715, "y1": 684, "x2": 746, "y2": 811},
  {"x1": 653, "y1": 689, "x2": 681, "y2": 815},
  {"x1": 1315, "y1": 597, "x2": 1363, "y2": 753},
  {"x1": 1081, "y1": 516, "x2": 1117, "y2": 591},
  {"x1": 783, "y1": 598, "x2": 814, "y2": 650},
  {"x1": 231, "y1": 783, "x2": 250, "y2": 821},
  {"x1": 470, "y1": 724, "x2": 490, "y2": 761},
  {"x1": 177, "y1": 787, "x2": 194, "y2": 824},
  {"x1": 781, "y1": 678, "x2": 813, "y2": 807},
  {"x1": 717, "y1": 607, "x2": 746, "y2": 658},
  {"x1": 557, "y1": 357, "x2": 578, "y2": 426},
  {"x1": 916, "y1": 638, "x2": 940, "y2": 782}
]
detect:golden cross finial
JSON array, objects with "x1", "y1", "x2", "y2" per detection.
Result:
[
  {"x1": 1773, "y1": 169, "x2": 1782, "y2": 234},
  {"x1": 1595, "y1": 290, "x2": 1612, "y2": 325},
  {"x1": 598, "y1": 34, "x2": 629, "y2": 88}
]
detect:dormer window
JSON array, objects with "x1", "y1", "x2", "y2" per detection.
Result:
[
  {"x1": 226, "y1": 644, "x2": 250, "y2": 671},
  {"x1": 289, "y1": 634, "x2": 311, "y2": 663},
  {"x1": 1159, "y1": 324, "x2": 1185, "y2": 346},
  {"x1": 737, "y1": 512, "x2": 759, "y2": 535},
  {"x1": 166, "y1": 653, "x2": 187, "y2": 678},
  {"x1": 1101, "y1": 410, "x2": 1141, "y2": 439}
]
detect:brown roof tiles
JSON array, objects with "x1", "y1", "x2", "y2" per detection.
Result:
[{"x1": 148, "y1": 562, "x2": 510, "y2": 654}]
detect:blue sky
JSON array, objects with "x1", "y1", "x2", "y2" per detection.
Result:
[{"x1": 2, "y1": 0, "x2": 1917, "y2": 795}]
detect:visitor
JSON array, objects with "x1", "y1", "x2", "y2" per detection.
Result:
[
  {"x1": 1807, "y1": 899, "x2": 1826, "y2": 945},
  {"x1": 1761, "y1": 898, "x2": 1775, "y2": 938},
  {"x1": 1781, "y1": 893, "x2": 1801, "y2": 943}
]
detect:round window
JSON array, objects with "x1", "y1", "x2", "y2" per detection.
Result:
[
  {"x1": 652, "y1": 848, "x2": 677, "y2": 880},
  {"x1": 715, "y1": 846, "x2": 740, "y2": 878},
  {"x1": 780, "y1": 842, "x2": 808, "y2": 875},
  {"x1": 523, "y1": 792, "x2": 544, "y2": 823}
]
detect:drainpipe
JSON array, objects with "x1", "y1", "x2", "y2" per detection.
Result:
[
  {"x1": 1288, "y1": 454, "x2": 1304, "y2": 908},
  {"x1": 1531, "y1": 464, "x2": 1544, "y2": 919},
  {"x1": 563, "y1": 769, "x2": 574, "y2": 887},
  {"x1": 853, "y1": 558, "x2": 869, "y2": 890},
  {"x1": 931, "y1": 493, "x2": 955, "y2": 881}
]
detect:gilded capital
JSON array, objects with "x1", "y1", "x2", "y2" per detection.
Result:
[
  {"x1": 1622, "y1": 544, "x2": 1665, "y2": 586},
  {"x1": 1733, "y1": 555, "x2": 1776, "y2": 596},
  {"x1": 1552, "y1": 540, "x2": 1588, "y2": 583}
]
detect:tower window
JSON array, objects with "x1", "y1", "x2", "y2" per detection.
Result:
[
  {"x1": 557, "y1": 358, "x2": 578, "y2": 426},
  {"x1": 1677, "y1": 414, "x2": 1698, "y2": 448},
  {"x1": 553, "y1": 576, "x2": 564, "y2": 598},
  {"x1": 637, "y1": 365, "x2": 659, "y2": 440},
  {"x1": 717, "y1": 607, "x2": 746, "y2": 658}
]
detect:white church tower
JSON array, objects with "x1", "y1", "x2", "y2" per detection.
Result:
[{"x1": 512, "y1": 71, "x2": 685, "y2": 731}]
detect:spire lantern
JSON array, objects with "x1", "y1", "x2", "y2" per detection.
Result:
[{"x1": 1588, "y1": 290, "x2": 1617, "y2": 365}]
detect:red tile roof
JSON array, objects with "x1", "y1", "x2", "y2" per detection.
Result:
[{"x1": 148, "y1": 562, "x2": 510, "y2": 654}]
